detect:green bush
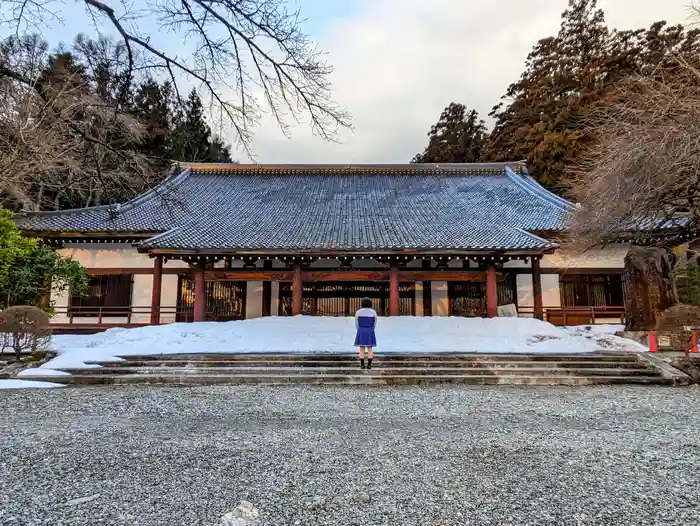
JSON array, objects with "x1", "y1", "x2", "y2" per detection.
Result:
[
  {"x1": 674, "y1": 257, "x2": 700, "y2": 307},
  {"x1": 0, "y1": 209, "x2": 87, "y2": 310}
]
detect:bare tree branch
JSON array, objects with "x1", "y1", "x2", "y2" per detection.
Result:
[
  {"x1": 1, "y1": 0, "x2": 351, "y2": 154},
  {"x1": 566, "y1": 64, "x2": 700, "y2": 251}
]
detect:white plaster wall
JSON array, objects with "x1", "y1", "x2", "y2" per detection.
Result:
[
  {"x1": 271, "y1": 282, "x2": 279, "y2": 317},
  {"x1": 431, "y1": 281, "x2": 449, "y2": 317},
  {"x1": 414, "y1": 281, "x2": 424, "y2": 316},
  {"x1": 53, "y1": 244, "x2": 190, "y2": 325},
  {"x1": 246, "y1": 281, "x2": 263, "y2": 319},
  {"x1": 161, "y1": 274, "x2": 180, "y2": 323},
  {"x1": 505, "y1": 245, "x2": 629, "y2": 269},
  {"x1": 516, "y1": 274, "x2": 561, "y2": 317}
]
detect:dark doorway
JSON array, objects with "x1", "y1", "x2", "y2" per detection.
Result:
[
  {"x1": 177, "y1": 277, "x2": 247, "y2": 321},
  {"x1": 448, "y1": 272, "x2": 517, "y2": 317},
  {"x1": 278, "y1": 282, "x2": 415, "y2": 316}
]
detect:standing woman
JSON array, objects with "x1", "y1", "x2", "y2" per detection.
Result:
[{"x1": 355, "y1": 297, "x2": 377, "y2": 369}]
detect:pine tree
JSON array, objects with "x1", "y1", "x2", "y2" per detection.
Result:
[
  {"x1": 484, "y1": 0, "x2": 700, "y2": 191},
  {"x1": 485, "y1": 0, "x2": 610, "y2": 188},
  {"x1": 412, "y1": 103, "x2": 487, "y2": 163},
  {"x1": 171, "y1": 89, "x2": 232, "y2": 162},
  {"x1": 130, "y1": 79, "x2": 174, "y2": 163}
]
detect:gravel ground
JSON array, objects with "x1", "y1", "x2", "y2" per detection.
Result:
[{"x1": 1, "y1": 386, "x2": 700, "y2": 526}]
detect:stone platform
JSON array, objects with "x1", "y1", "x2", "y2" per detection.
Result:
[{"x1": 19, "y1": 352, "x2": 690, "y2": 386}]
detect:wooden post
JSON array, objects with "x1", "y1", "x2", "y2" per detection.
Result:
[
  {"x1": 422, "y1": 259, "x2": 432, "y2": 316},
  {"x1": 292, "y1": 263, "x2": 302, "y2": 316},
  {"x1": 193, "y1": 263, "x2": 206, "y2": 322},
  {"x1": 486, "y1": 264, "x2": 498, "y2": 318},
  {"x1": 262, "y1": 260, "x2": 272, "y2": 317},
  {"x1": 389, "y1": 264, "x2": 400, "y2": 316},
  {"x1": 532, "y1": 256, "x2": 543, "y2": 320},
  {"x1": 150, "y1": 256, "x2": 163, "y2": 325}
]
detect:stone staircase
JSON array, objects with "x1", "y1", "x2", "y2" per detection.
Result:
[{"x1": 21, "y1": 352, "x2": 689, "y2": 386}]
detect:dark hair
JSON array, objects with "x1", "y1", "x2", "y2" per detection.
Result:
[{"x1": 361, "y1": 297, "x2": 372, "y2": 308}]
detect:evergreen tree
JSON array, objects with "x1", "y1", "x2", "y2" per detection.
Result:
[
  {"x1": 484, "y1": 0, "x2": 700, "y2": 190},
  {"x1": 130, "y1": 79, "x2": 175, "y2": 163},
  {"x1": 171, "y1": 89, "x2": 232, "y2": 162},
  {"x1": 485, "y1": 0, "x2": 611, "y2": 188},
  {"x1": 412, "y1": 103, "x2": 487, "y2": 163}
]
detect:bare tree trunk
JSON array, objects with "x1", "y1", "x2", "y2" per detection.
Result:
[{"x1": 624, "y1": 246, "x2": 678, "y2": 330}]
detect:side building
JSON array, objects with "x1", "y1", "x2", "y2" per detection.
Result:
[{"x1": 15, "y1": 162, "x2": 628, "y2": 330}]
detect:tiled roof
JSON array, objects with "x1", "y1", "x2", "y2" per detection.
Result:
[{"x1": 15, "y1": 163, "x2": 575, "y2": 252}]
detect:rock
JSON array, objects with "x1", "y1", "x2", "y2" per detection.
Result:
[
  {"x1": 65, "y1": 494, "x2": 99, "y2": 506},
  {"x1": 217, "y1": 501, "x2": 260, "y2": 526},
  {"x1": 304, "y1": 496, "x2": 326, "y2": 511},
  {"x1": 356, "y1": 492, "x2": 371, "y2": 504}
]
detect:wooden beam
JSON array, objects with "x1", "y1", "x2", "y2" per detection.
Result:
[
  {"x1": 302, "y1": 270, "x2": 390, "y2": 282},
  {"x1": 486, "y1": 264, "x2": 498, "y2": 318},
  {"x1": 150, "y1": 257, "x2": 163, "y2": 325},
  {"x1": 506, "y1": 267, "x2": 624, "y2": 275},
  {"x1": 398, "y1": 270, "x2": 487, "y2": 282},
  {"x1": 84, "y1": 267, "x2": 184, "y2": 275},
  {"x1": 204, "y1": 270, "x2": 293, "y2": 281}
]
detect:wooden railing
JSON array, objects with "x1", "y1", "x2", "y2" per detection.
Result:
[
  {"x1": 49, "y1": 304, "x2": 627, "y2": 329},
  {"x1": 52, "y1": 305, "x2": 185, "y2": 327},
  {"x1": 518, "y1": 305, "x2": 626, "y2": 326}
]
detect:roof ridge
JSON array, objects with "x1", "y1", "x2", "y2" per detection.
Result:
[
  {"x1": 182, "y1": 161, "x2": 526, "y2": 175},
  {"x1": 514, "y1": 227, "x2": 558, "y2": 248},
  {"x1": 504, "y1": 167, "x2": 576, "y2": 212}
]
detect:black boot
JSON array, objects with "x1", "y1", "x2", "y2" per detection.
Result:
[
  {"x1": 367, "y1": 359, "x2": 372, "y2": 370},
  {"x1": 360, "y1": 359, "x2": 366, "y2": 369}
]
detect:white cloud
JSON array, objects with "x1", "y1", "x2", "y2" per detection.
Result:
[{"x1": 229, "y1": 0, "x2": 691, "y2": 163}]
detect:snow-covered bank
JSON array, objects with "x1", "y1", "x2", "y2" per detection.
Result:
[
  {"x1": 0, "y1": 379, "x2": 65, "y2": 389},
  {"x1": 38, "y1": 317, "x2": 647, "y2": 372}
]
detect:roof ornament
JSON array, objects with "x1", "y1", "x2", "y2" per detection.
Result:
[{"x1": 107, "y1": 203, "x2": 122, "y2": 218}]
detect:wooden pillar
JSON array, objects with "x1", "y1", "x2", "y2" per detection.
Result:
[
  {"x1": 193, "y1": 263, "x2": 206, "y2": 322},
  {"x1": 422, "y1": 259, "x2": 432, "y2": 316},
  {"x1": 40, "y1": 279, "x2": 51, "y2": 311},
  {"x1": 262, "y1": 260, "x2": 272, "y2": 317},
  {"x1": 486, "y1": 264, "x2": 498, "y2": 318},
  {"x1": 150, "y1": 256, "x2": 163, "y2": 325},
  {"x1": 389, "y1": 264, "x2": 400, "y2": 316},
  {"x1": 532, "y1": 256, "x2": 544, "y2": 320},
  {"x1": 292, "y1": 263, "x2": 303, "y2": 316}
]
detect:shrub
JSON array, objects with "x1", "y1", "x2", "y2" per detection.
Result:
[
  {"x1": 674, "y1": 257, "x2": 700, "y2": 307},
  {"x1": 655, "y1": 304, "x2": 700, "y2": 333},
  {"x1": 0, "y1": 306, "x2": 51, "y2": 358}
]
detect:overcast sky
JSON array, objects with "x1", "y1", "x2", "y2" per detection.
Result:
[
  {"x1": 227, "y1": 0, "x2": 692, "y2": 164},
  {"x1": 7, "y1": 0, "x2": 692, "y2": 164}
]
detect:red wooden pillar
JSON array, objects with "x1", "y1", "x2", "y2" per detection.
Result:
[
  {"x1": 532, "y1": 256, "x2": 544, "y2": 320},
  {"x1": 150, "y1": 256, "x2": 163, "y2": 325},
  {"x1": 486, "y1": 264, "x2": 498, "y2": 318},
  {"x1": 40, "y1": 282, "x2": 51, "y2": 311},
  {"x1": 389, "y1": 264, "x2": 400, "y2": 316},
  {"x1": 292, "y1": 263, "x2": 303, "y2": 316},
  {"x1": 193, "y1": 263, "x2": 206, "y2": 322}
]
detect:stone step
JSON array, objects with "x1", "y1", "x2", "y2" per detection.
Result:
[
  {"x1": 23, "y1": 373, "x2": 682, "y2": 387},
  {"x1": 54, "y1": 366, "x2": 661, "y2": 377},
  {"x1": 112, "y1": 353, "x2": 641, "y2": 363},
  {"x1": 91, "y1": 359, "x2": 649, "y2": 369}
]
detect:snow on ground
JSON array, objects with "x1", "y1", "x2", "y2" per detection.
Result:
[
  {"x1": 35, "y1": 316, "x2": 648, "y2": 372},
  {"x1": 17, "y1": 368, "x2": 72, "y2": 377},
  {"x1": 0, "y1": 379, "x2": 65, "y2": 389}
]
